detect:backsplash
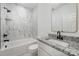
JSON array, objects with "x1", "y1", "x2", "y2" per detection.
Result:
[{"x1": 48, "y1": 34, "x2": 79, "y2": 42}]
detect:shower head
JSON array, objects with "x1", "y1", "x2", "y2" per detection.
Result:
[{"x1": 3, "y1": 7, "x2": 11, "y2": 13}]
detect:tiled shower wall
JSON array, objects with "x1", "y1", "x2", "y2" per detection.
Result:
[{"x1": 1, "y1": 3, "x2": 37, "y2": 42}]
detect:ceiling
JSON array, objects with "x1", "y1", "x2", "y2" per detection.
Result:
[
  {"x1": 51, "y1": 3, "x2": 65, "y2": 10},
  {"x1": 16, "y1": 3, "x2": 38, "y2": 10}
]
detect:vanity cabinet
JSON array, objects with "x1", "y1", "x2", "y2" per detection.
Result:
[
  {"x1": 51, "y1": 4, "x2": 77, "y2": 32},
  {"x1": 38, "y1": 41, "x2": 67, "y2": 56}
]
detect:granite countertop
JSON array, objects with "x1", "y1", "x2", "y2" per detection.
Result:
[{"x1": 37, "y1": 36, "x2": 79, "y2": 56}]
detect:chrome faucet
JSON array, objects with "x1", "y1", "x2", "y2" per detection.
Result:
[{"x1": 57, "y1": 31, "x2": 63, "y2": 40}]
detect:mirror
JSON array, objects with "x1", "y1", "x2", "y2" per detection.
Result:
[{"x1": 51, "y1": 3, "x2": 77, "y2": 33}]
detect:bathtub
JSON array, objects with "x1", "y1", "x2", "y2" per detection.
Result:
[{"x1": 0, "y1": 38, "x2": 38, "y2": 56}]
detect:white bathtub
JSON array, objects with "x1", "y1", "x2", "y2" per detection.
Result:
[{"x1": 0, "y1": 38, "x2": 38, "y2": 56}]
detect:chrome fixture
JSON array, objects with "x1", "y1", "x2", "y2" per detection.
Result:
[
  {"x1": 3, "y1": 7, "x2": 11, "y2": 13},
  {"x1": 57, "y1": 31, "x2": 63, "y2": 40},
  {"x1": 3, "y1": 33, "x2": 8, "y2": 38},
  {"x1": 3, "y1": 33, "x2": 9, "y2": 42},
  {"x1": 3, "y1": 40, "x2": 9, "y2": 42}
]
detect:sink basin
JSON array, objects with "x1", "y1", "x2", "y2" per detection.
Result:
[{"x1": 47, "y1": 39, "x2": 69, "y2": 48}]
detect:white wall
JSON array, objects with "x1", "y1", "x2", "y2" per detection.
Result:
[
  {"x1": 37, "y1": 3, "x2": 52, "y2": 37},
  {"x1": 37, "y1": 3, "x2": 79, "y2": 37}
]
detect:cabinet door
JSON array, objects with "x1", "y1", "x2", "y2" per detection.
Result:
[
  {"x1": 38, "y1": 41, "x2": 50, "y2": 56},
  {"x1": 62, "y1": 4, "x2": 77, "y2": 32},
  {"x1": 38, "y1": 47, "x2": 49, "y2": 56}
]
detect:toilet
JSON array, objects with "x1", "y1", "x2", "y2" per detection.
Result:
[{"x1": 28, "y1": 44, "x2": 38, "y2": 56}]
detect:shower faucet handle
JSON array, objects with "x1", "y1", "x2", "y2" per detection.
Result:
[
  {"x1": 3, "y1": 40, "x2": 9, "y2": 42},
  {"x1": 3, "y1": 33, "x2": 8, "y2": 38}
]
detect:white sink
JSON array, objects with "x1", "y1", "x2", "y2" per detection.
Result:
[{"x1": 48, "y1": 39, "x2": 69, "y2": 48}]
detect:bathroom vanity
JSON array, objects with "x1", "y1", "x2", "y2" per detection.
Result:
[
  {"x1": 38, "y1": 40, "x2": 68, "y2": 56},
  {"x1": 38, "y1": 34, "x2": 79, "y2": 56}
]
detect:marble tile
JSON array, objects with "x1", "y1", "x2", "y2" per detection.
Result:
[{"x1": 48, "y1": 34, "x2": 79, "y2": 50}]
